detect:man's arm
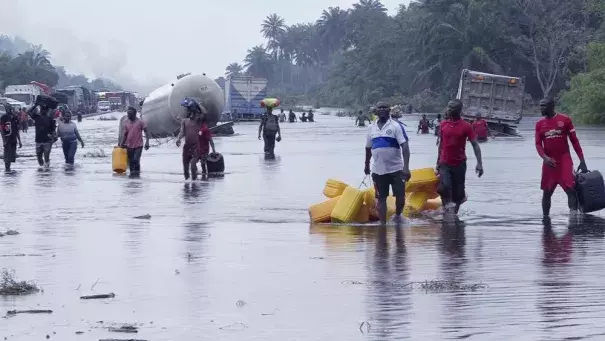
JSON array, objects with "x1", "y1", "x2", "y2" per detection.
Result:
[
  {"x1": 276, "y1": 120, "x2": 281, "y2": 136},
  {"x1": 258, "y1": 118, "x2": 264, "y2": 137},
  {"x1": 567, "y1": 117, "x2": 584, "y2": 161},
  {"x1": 396, "y1": 124, "x2": 410, "y2": 172},
  {"x1": 535, "y1": 122, "x2": 546, "y2": 159},
  {"x1": 27, "y1": 105, "x2": 38, "y2": 117},
  {"x1": 467, "y1": 125, "x2": 483, "y2": 166},
  {"x1": 364, "y1": 129, "x2": 372, "y2": 172},
  {"x1": 176, "y1": 120, "x2": 185, "y2": 141},
  {"x1": 143, "y1": 127, "x2": 150, "y2": 146},
  {"x1": 209, "y1": 136, "x2": 216, "y2": 153}
]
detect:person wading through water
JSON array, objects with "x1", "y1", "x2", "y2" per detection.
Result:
[
  {"x1": 472, "y1": 113, "x2": 491, "y2": 142},
  {"x1": 258, "y1": 106, "x2": 281, "y2": 157},
  {"x1": 433, "y1": 113, "x2": 442, "y2": 137},
  {"x1": 436, "y1": 99, "x2": 483, "y2": 215},
  {"x1": 364, "y1": 101, "x2": 411, "y2": 225},
  {"x1": 176, "y1": 98, "x2": 204, "y2": 180},
  {"x1": 288, "y1": 109, "x2": 297, "y2": 123},
  {"x1": 355, "y1": 110, "x2": 371, "y2": 127},
  {"x1": 120, "y1": 107, "x2": 150, "y2": 176},
  {"x1": 1, "y1": 104, "x2": 22, "y2": 172},
  {"x1": 278, "y1": 108, "x2": 286, "y2": 123},
  {"x1": 535, "y1": 97, "x2": 588, "y2": 217},
  {"x1": 56, "y1": 110, "x2": 84, "y2": 167},
  {"x1": 198, "y1": 110, "x2": 216, "y2": 175},
  {"x1": 417, "y1": 114, "x2": 430, "y2": 134},
  {"x1": 28, "y1": 97, "x2": 57, "y2": 170},
  {"x1": 308, "y1": 109, "x2": 314, "y2": 122}
]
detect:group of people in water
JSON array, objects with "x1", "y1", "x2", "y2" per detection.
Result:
[
  {"x1": 1, "y1": 99, "x2": 85, "y2": 172},
  {"x1": 363, "y1": 97, "x2": 588, "y2": 225}
]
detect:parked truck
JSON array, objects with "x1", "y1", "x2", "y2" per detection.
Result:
[
  {"x1": 3, "y1": 82, "x2": 49, "y2": 107},
  {"x1": 224, "y1": 76, "x2": 267, "y2": 121},
  {"x1": 456, "y1": 69, "x2": 525, "y2": 137}
]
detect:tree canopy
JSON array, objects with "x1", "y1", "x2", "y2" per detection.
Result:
[{"x1": 225, "y1": 0, "x2": 605, "y2": 117}]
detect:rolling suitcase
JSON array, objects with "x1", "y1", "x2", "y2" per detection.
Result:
[{"x1": 576, "y1": 170, "x2": 605, "y2": 213}]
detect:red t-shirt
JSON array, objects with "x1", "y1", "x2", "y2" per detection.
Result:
[
  {"x1": 439, "y1": 118, "x2": 476, "y2": 166},
  {"x1": 197, "y1": 123, "x2": 212, "y2": 155},
  {"x1": 472, "y1": 119, "x2": 488, "y2": 138},
  {"x1": 535, "y1": 113, "x2": 582, "y2": 162}
]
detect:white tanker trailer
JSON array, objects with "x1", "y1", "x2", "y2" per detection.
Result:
[{"x1": 118, "y1": 74, "x2": 232, "y2": 142}]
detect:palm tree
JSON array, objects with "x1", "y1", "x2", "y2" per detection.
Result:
[
  {"x1": 353, "y1": 0, "x2": 387, "y2": 13},
  {"x1": 261, "y1": 14, "x2": 286, "y2": 59},
  {"x1": 225, "y1": 62, "x2": 244, "y2": 78},
  {"x1": 244, "y1": 45, "x2": 272, "y2": 78},
  {"x1": 316, "y1": 7, "x2": 349, "y2": 57}
]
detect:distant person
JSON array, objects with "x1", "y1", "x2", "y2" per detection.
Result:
[
  {"x1": 417, "y1": 114, "x2": 430, "y2": 134},
  {"x1": 198, "y1": 110, "x2": 217, "y2": 175},
  {"x1": 406, "y1": 104, "x2": 413, "y2": 115},
  {"x1": 120, "y1": 107, "x2": 150, "y2": 176},
  {"x1": 231, "y1": 109, "x2": 238, "y2": 121},
  {"x1": 436, "y1": 99, "x2": 483, "y2": 215},
  {"x1": 258, "y1": 106, "x2": 281, "y2": 156},
  {"x1": 28, "y1": 99, "x2": 57, "y2": 169},
  {"x1": 19, "y1": 108, "x2": 29, "y2": 133},
  {"x1": 472, "y1": 113, "x2": 490, "y2": 142},
  {"x1": 535, "y1": 97, "x2": 587, "y2": 217},
  {"x1": 364, "y1": 101, "x2": 410, "y2": 225},
  {"x1": 300, "y1": 112, "x2": 308, "y2": 122},
  {"x1": 1, "y1": 104, "x2": 22, "y2": 172},
  {"x1": 278, "y1": 108, "x2": 286, "y2": 123},
  {"x1": 355, "y1": 110, "x2": 370, "y2": 127},
  {"x1": 433, "y1": 113, "x2": 442, "y2": 138},
  {"x1": 308, "y1": 109, "x2": 314, "y2": 122},
  {"x1": 288, "y1": 109, "x2": 297, "y2": 123},
  {"x1": 56, "y1": 111, "x2": 84, "y2": 167},
  {"x1": 176, "y1": 98, "x2": 204, "y2": 180}
]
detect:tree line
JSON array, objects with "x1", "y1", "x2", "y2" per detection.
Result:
[
  {"x1": 225, "y1": 0, "x2": 605, "y2": 121},
  {"x1": 0, "y1": 35, "x2": 123, "y2": 93}
]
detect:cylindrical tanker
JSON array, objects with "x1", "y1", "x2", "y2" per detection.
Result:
[{"x1": 140, "y1": 74, "x2": 224, "y2": 137}]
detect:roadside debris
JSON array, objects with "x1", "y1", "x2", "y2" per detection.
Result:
[
  {"x1": 80, "y1": 293, "x2": 115, "y2": 300},
  {"x1": 108, "y1": 325, "x2": 138, "y2": 333},
  {"x1": 0, "y1": 269, "x2": 40, "y2": 296},
  {"x1": 0, "y1": 230, "x2": 19, "y2": 237},
  {"x1": 6, "y1": 309, "x2": 52, "y2": 317},
  {"x1": 133, "y1": 214, "x2": 151, "y2": 220}
]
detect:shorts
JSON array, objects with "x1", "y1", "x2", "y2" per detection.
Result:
[
  {"x1": 541, "y1": 155, "x2": 575, "y2": 191},
  {"x1": 182, "y1": 143, "x2": 199, "y2": 164},
  {"x1": 477, "y1": 136, "x2": 488, "y2": 142},
  {"x1": 3, "y1": 142, "x2": 17, "y2": 163},
  {"x1": 372, "y1": 170, "x2": 405, "y2": 199},
  {"x1": 438, "y1": 161, "x2": 467, "y2": 204}
]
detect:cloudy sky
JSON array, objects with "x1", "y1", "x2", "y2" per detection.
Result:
[{"x1": 0, "y1": 0, "x2": 410, "y2": 92}]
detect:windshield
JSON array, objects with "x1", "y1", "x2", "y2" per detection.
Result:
[
  {"x1": 5, "y1": 93, "x2": 33, "y2": 104},
  {"x1": 98, "y1": 101, "x2": 110, "y2": 106}
]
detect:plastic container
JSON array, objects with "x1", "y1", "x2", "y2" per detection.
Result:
[
  {"x1": 576, "y1": 170, "x2": 605, "y2": 213},
  {"x1": 405, "y1": 191, "x2": 431, "y2": 212},
  {"x1": 206, "y1": 152, "x2": 225, "y2": 173},
  {"x1": 323, "y1": 179, "x2": 348, "y2": 198},
  {"x1": 355, "y1": 204, "x2": 370, "y2": 224},
  {"x1": 406, "y1": 167, "x2": 439, "y2": 193},
  {"x1": 331, "y1": 186, "x2": 365, "y2": 223},
  {"x1": 309, "y1": 196, "x2": 341, "y2": 223},
  {"x1": 423, "y1": 197, "x2": 443, "y2": 211},
  {"x1": 112, "y1": 146, "x2": 128, "y2": 173}
]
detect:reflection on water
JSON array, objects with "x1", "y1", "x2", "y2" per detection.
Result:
[{"x1": 2, "y1": 117, "x2": 605, "y2": 340}]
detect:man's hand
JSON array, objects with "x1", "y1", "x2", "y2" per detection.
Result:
[
  {"x1": 258, "y1": 135, "x2": 261, "y2": 140},
  {"x1": 364, "y1": 163, "x2": 371, "y2": 175},
  {"x1": 176, "y1": 139, "x2": 181, "y2": 147},
  {"x1": 476, "y1": 163, "x2": 484, "y2": 178},
  {"x1": 579, "y1": 159, "x2": 588, "y2": 173},
  {"x1": 276, "y1": 135, "x2": 282, "y2": 142},
  {"x1": 80, "y1": 141, "x2": 85, "y2": 148},
  {"x1": 18, "y1": 141, "x2": 22, "y2": 149},
  {"x1": 402, "y1": 167, "x2": 411, "y2": 182},
  {"x1": 542, "y1": 155, "x2": 556, "y2": 168},
  {"x1": 144, "y1": 143, "x2": 150, "y2": 151}
]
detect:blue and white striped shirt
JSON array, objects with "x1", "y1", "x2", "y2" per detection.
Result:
[{"x1": 365, "y1": 119, "x2": 409, "y2": 175}]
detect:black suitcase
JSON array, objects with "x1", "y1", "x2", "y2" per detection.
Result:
[
  {"x1": 35, "y1": 94, "x2": 59, "y2": 110},
  {"x1": 576, "y1": 170, "x2": 605, "y2": 213},
  {"x1": 206, "y1": 152, "x2": 225, "y2": 173}
]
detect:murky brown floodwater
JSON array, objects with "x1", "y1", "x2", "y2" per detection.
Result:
[{"x1": 2, "y1": 112, "x2": 605, "y2": 340}]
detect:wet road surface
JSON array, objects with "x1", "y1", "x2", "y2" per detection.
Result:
[{"x1": 2, "y1": 113, "x2": 605, "y2": 340}]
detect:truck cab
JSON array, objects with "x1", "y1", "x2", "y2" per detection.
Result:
[{"x1": 456, "y1": 69, "x2": 525, "y2": 136}]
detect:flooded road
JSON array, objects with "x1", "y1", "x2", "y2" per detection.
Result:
[{"x1": 2, "y1": 113, "x2": 605, "y2": 340}]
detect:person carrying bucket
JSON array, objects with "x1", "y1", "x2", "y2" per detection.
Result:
[
  {"x1": 120, "y1": 107, "x2": 150, "y2": 176},
  {"x1": 258, "y1": 99, "x2": 282, "y2": 157}
]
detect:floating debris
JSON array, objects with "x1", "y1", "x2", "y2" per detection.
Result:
[
  {"x1": 133, "y1": 214, "x2": 151, "y2": 220},
  {"x1": 236, "y1": 300, "x2": 246, "y2": 307},
  {"x1": 416, "y1": 279, "x2": 487, "y2": 292},
  {"x1": 219, "y1": 322, "x2": 248, "y2": 330},
  {"x1": 6, "y1": 309, "x2": 52, "y2": 317},
  {"x1": 108, "y1": 325, "x2": 138, "y2": 333},
  {"x1": 359, "y1": 321, "x2": 371, "y2": 333},
  {"x1": 0, "y1": 253, "x2": 44, "y2": 257},
  {"x1": 80, "y1": 293, "x2": 115, "y2": 300},
  {"x1": 0, "y1": 269, "x2": 40, "y2": 296},
  {"x1": 5, "y1": 230, "x2": 18, "y2": 236},
  {"x1": 83, "y1": 149, "x2": 107, "y2": 158},
  {"x1": 341, "y1": 280, "x2": 364, "y2": 285}
]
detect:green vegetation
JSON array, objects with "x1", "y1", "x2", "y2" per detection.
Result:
[
  {"x1": 0, "y1": 35, "x2": 122, "y2": 92},
  {"x1": 226, "y1": 0, "x2": 605, "y2": 116}
]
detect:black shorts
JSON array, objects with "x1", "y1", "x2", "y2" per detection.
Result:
[
  {"x1": 3, "y1": 142, "x2": 17, "y2": 163},
  {"x1": 372, "y1": 171, "x2": 405, "y2": 199},
  {"x1": 477, "y1": 136, "x2": 488, "y2": 142},
  {"x1": 438, "y1": 161, "x2": 467, "y2": 204}
]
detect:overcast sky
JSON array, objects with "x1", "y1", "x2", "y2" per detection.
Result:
[{"x1": 0, "y1": 0, "x2": 410, "y2": 92}]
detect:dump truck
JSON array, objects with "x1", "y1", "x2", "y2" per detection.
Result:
[
  {"x1": 456, "y1": 69, "x2": 525, "y2": 137},
  {"x1": 224, "y1": 76, "x2": 267, "y2": 121}
]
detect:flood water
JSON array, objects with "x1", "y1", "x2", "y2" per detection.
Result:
[{"x1": 2, "y1": 113, "x2": 605, "y2": 340}]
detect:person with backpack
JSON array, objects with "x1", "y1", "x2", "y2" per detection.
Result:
[{"x1": 258, "y1": 106, "x2": 281, "y2": 157}]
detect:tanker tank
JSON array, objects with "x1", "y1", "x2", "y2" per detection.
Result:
[{"x1": 139, "y1": 74, "x2": 225, "y2": 138}]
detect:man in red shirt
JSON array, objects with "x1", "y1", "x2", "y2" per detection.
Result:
[
  {"x1": 472, "y1": 113, "x2": 490, "y2": 142},
  {"x1": 535, "y1": 97, "x2": 587, "y2": 217},
  {"x1": 437, "y1": 99, "x2": 484, "y2": 214},
  {"x1": 198, "y1": 112, "x2": 216, "y2": 175}
]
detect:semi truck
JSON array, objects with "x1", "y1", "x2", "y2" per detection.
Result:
[
  {"x1": 456, "y1": 69, "x2": 525, "y2": 136},
  {"x1": 3, "y1": 82, "x2": 50, "y2": 107},
  {"x1": 224, "y1": 76, "x2": 267, "y2": 121},
  {"x1": 55, "y1": 86, "x2": 92, "y2": 113}
]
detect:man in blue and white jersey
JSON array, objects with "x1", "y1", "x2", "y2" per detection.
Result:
[{"x1": 364, "y1": 101, "x2": 411, "y2": 225}]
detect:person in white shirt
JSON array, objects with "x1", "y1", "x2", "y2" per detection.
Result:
[{"x1": 364, "y1": 101, "x2": 411, "y2": 225}]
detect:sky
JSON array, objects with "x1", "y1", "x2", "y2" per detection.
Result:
[{"x1": 0, "y1": 0, "x2": 410, "y2": 93}]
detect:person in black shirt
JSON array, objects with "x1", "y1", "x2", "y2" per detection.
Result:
[
  {"x1": 1, "y1": 104, "x2": 22, "y2": 172},
  {"x1": 28, "y1": 100, "x2": 57, "y2": 169}
]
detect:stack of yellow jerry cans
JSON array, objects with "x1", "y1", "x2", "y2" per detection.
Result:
[{"x1": 309, "y1": 168, "x2": 442, "y2": 223}]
